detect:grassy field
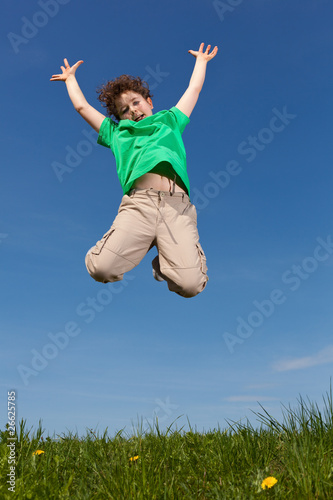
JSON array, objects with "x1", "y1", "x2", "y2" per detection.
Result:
[{"x1": 1, "y1": 388, "x2": 333, "y2": 499}]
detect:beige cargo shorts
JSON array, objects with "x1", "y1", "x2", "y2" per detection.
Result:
[{"x1": 85, "y1": 188, "x2": 208, "y2": 298}]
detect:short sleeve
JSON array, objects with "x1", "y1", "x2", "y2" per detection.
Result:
[
  {"x1": 97, "y1": 117, "x2": 116, "y2": 148},
  {"x1": 169, "y1": 107, "x2": 190, "y2": 134}
]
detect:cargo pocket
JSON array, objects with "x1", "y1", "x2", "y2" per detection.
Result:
[
  {"x1": 196, "y1": 242, "x2": 208, "y2": 275},
  {"x1": 91, "y1": 227, "x2": 114, "y2": 255}
]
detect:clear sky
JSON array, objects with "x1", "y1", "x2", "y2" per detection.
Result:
[{"x1": 1, "y1": 0, "x2": 333, "y2": 437}]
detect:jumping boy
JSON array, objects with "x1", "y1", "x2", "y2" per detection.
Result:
[{"x1": 50, "y1": 43, "x2": 218, "y2": 298}]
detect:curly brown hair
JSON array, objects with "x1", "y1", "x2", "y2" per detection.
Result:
[{"x1": 96, "y1": 75, "x2": 153, "y2": 121}]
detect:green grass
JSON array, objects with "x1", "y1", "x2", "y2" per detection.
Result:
[{"x1": 1, "y1": 387, "x2": 333, "y2": 499}]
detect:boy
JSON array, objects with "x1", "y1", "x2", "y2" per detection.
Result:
[{"x1": 50, "y1": 43, "x2": 218, "y2": 298}]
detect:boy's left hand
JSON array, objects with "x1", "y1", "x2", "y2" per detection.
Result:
[{"x1": 188, "y1": 43, "x2": 218, "y2": 62}]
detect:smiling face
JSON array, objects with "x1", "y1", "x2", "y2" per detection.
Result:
[{"x1": 115, "y1": 91, "x2": 154, "y2": 122}]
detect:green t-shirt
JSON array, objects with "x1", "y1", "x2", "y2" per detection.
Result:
[{"x1": 97, "y1": 106, "x2": 190, "y2": 195}]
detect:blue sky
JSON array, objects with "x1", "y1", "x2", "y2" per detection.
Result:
[{"x1": 1, "y1": 0, "x2": 333, "y2": 437}]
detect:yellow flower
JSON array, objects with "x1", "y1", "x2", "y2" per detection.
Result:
[
  {"x1": 129, "y1": 455, "x2": 139, "y2": 462},
  {"x1": 261, "y1": 476, "x2": 278, "y2": 490},
  {"x1": 32, "y1": 450, "x2": 45, "y2": 456}
]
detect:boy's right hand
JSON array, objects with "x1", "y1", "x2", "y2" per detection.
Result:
[{"x1": 50, "y1": 58, "x2": 83, "y2": 82}]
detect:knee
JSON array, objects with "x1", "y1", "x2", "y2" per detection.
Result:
[
  {"x1": 178, "y1": 275, "x2": 208, "y2": 298},
  {"x1": 85, "y1": 249, "x2": 122, "y2": 283},
  {"x1": 164, "y1": 268, "x2": 208, "y2": 298},
  {"x1": 85, "y1": 250, "x2": 107, "y2": 282}
]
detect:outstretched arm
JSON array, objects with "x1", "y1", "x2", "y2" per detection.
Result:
[
  {"x1": 176, "y1": 43, "x2": 218, "y2": 118},
  {"x1": 50, "y1": 59, "x2": 105, "y2": 133}
]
